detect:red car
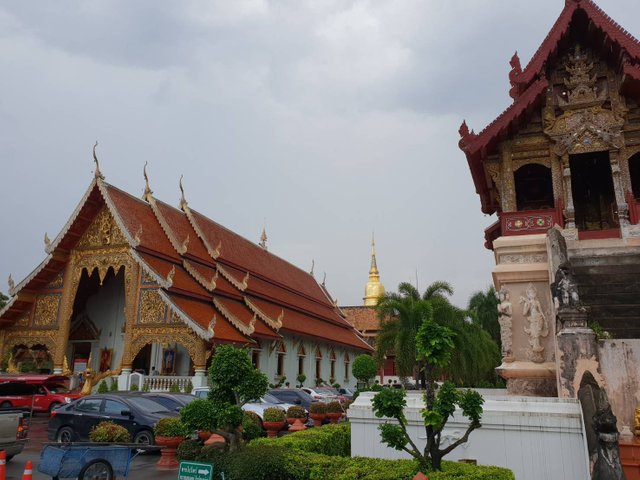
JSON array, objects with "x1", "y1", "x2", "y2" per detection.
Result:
[{"x1": 0, "y1": 375, "x2": 81, "y2": 413}]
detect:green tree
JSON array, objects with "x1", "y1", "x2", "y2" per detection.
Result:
[
  {"x1": 199, "y1": 345, "x2": 269, "y2": 451},
  {"x1": 352, "y1": 354, "x2": 378, "y2": 386},
  {"x1": 0, "y1": 292, "x2": 8, "y2": 310},
  {"x1": 467, "y1": 286, "x2": 500, "y2": 346},
  {"x1": 372, "y1": 318, "x2": 484, "y2": 472}
]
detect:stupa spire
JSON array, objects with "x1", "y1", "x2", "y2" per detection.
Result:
[{"x1": 364, "y1": 233, "x2": 385, "y2": 306}]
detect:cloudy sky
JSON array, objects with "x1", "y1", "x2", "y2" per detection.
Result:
[{"x1": 1, "y1": 0, "x2": 638, "y2": 308}]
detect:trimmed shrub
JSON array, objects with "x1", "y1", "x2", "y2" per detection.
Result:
[
  {"x1": 225, "y1": 445, "x2": 291, "y2": 480},
  {"x1": 197, "y1": 447, "x2": 231, "y2": 480},
  {"x1": 180, "y1": 399, "x2": 217, "y2": 433},
  {"x1": 242, "y1": 411, "x2": 263, "y2": 442},
  {"x1": 286, "y1": 406, "x2": 306, "y2": 419},
  {"x1": 326, "y1": 401, "x2": 342, "y2": 413},
  {"x1": 309, "y1": 403, "x2": 326, "y2": 414},
  {"x1": 142, "y1": 382, "x2": 150, "y2": 392},
  {"x1": 183, "y1": 379, "x2": 194, "y2": 394},
  {"x1": 154, "y1": 417, "x2": 189, "y2": 438},
  {"x1": 130, "y1": 384, "x2": 139, "y2": 391},
  {"x1": 169, "y1": 382, "x2": 182, "y2": 393},
  {"x1": 97, "y1": 380, "x2": 109, "y2": 394},
  {"x1": 252, "y1": 423, "x2": 350, "y2": 457},
  {"x1": 263, "y1": 407, "x2": 285, "y2": 423},
  {"x1": 176, "y1": 439, "x2": 202, "y2": 462},
  {"x1": 89, "y1": 421, "x2": 131, "y2": 443},
  {"x1": 109, "y1": 378, "x2": 118, "y2": 392}
]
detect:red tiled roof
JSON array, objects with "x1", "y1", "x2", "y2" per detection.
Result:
[
  {"x1": 341, "y1": 306, "x2": 380, "y2": 333},
  {"x1": 1, "y1": 176, "x2": 372, "y2": 353}
]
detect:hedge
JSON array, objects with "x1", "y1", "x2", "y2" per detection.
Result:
[
  {"x1": 183, "y1": 423, "x2": 514, "y2": 480},
  {"x1": 251, "y1": 423, "x2": 350, "y2": 456}
]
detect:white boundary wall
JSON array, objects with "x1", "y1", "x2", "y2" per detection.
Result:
[{"x1": 348, "y1": 391, "x2": 590, "y2": 480}]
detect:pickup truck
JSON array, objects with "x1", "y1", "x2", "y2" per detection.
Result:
[
  {"x1": 0, "y1": 410, "x2": 28, "y2": 461},
  {"x1": 0, "y1": 375, "x2": 80, "y2": 413}
]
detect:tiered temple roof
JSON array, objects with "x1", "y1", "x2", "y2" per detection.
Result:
[
  {"x1": 0, "y1": 170, "x2": 372, "y2": 352},
  {"x1": 459, "y1": 0, "x2": 640, "y2": 215}
]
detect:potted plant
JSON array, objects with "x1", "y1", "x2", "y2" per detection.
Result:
[
  {"x1": 296, "y1": 373, "x2": 306, "y2": 388},
  {"x1": 180, "y1": 399, "x2": 217, "y2": 441},
  {"x1": 262, "y1": 407, "x2": 286, "y2": 438},
  {"x1": 286, "y1": 405, "x2": 306, "y2": 425},
  {"x1": 326, "y1": 401, "x2": 343, "y2": 424},
  {"x1": 154, "y1": 417, "x2": 189, "y2": 469},
  {"x1": 89, "y1": 421, "x2": 131, "y2": 443},
  {"x1": 309, "y1": 402, "x2": 327, "y2": 427}
]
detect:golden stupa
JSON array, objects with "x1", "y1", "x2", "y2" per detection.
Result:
[{"x1": 363, "y1": 235, "x2": 385, "y2": 306}]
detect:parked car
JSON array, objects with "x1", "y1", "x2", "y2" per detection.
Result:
[
  {"x1": 0, "y1": 375, "x2": 80, "y2": 413},
  {"x1": 190, "y1": 387, "x2": 294, "y2": 420},
  {"x1": 268, "y1": 388, "x2": 316, "y2": 411},
  {"x1": 300, "y1": 387, "x2": 337, "y2": 402},
  {"x1": 0, "y1": 410, "x2": 28, "y2": 461},
  {"x1": 140, "y1": 392, "x2": 196, "y2": 412},
  {"x1": 48, "y1": 393, "x2": 178, "y2": 444},
  {"x1": 337, "y1": 387, "x2": 355, "y2": 400}
]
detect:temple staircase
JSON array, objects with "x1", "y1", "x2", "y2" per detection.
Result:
[{"x1": 569, "y1": 243, "x2": 640, "y2": 339}]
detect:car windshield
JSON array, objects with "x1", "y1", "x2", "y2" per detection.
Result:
[
  {"x1": 46, "y1": 384, "x2": 70, "y2": 394},
  {"x1": 262, "y1": 393, "x2": 283, "y2": 404},
  {"x1": 317, "y1": 388, "x2": 338, "y2": 394},
  {"x1": 127, "y1": 396, "x2": 171, "y2": 413},
  {"x1": 148, "y1": 396, "x2": 180, "y2": 410}
]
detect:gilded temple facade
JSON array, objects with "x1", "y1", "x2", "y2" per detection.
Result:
[
  {"x1": 0, "y1": 167, "x2": 371, "y2": 390},
  {"x1": 460, "y1": 0, "x2": 640, "y2": 430}
]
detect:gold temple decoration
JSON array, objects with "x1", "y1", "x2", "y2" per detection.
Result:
[
  {"x1": 77, "y1": 208, "x2": 128, "y2": 250},
  {"x1": 138, "y1": 289, "x2": 167, "y2": 324},
  {"x1": 7, "y1": 274, "x2": 15, "y2": 295},
  {"x1": 364, "y1": 234, "x2": 385, "y2": 306},
  {"x1": 143, "y1": 161, "x2": 153, "y2": 198},
  {"x1": 93, "y1": 141, "x2": 104, "y2": 180},
  {"x1": 62, "y1": 356, "x2": 72, "y2": 376},
  {"x1": 259, "y1": 225, "x2": 268, "y2": 250},
  {"x1": 310, "y1": 259, "x2": 315, "y2": 276},
  {"x1": 33, "y1": 294, "x2": 61, "y2": 327},
  {"x1": 44, "y1": 232, "x2": 51, "y2": 250},
  {"x1": 80, "y1": 352, "x2": 121, "y2": 396},
  {"x1": 6, "y1": 353, "x2": 19, "y2": 374},
  {"x1": 635, "y1": 406, "x2": 640, "y2": 436}
]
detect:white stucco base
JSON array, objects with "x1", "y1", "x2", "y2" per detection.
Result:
[{"x1": 348, "y1": 391, "x2": 590, "y2": 480}]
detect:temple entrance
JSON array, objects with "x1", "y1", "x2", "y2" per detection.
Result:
[
  {"x1": 570, "y1": 152, "x2": 618, "y2": 233},
  {"x1": 66, "y1": 267, "x2": 126, "y2": 373}
]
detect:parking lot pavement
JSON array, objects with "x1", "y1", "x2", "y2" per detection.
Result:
[{"x1": 5, "y1": 415, "x2": 182, "y2": 480}]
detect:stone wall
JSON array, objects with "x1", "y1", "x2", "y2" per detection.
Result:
[{"x1": 598, "y1": 339, "x2": 640, "y2": 432}]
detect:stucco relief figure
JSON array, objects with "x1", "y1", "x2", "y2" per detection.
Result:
[
  {"x1": 497, "y1": 287, "x2": 514, "y2": 362},
  {"x1": 520, "y1": 283, "x2": 548, "y2": 363},
  {"x1": 552, "y1": 267, "x2": 581, "y2": 310}
]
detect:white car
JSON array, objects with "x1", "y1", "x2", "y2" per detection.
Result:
[
  {"x1": 191, "y1": 387, "x2": 295, "y2": 420},
  {"x1": 301, "y1": 387, "x2": 338, "y2": 403}
]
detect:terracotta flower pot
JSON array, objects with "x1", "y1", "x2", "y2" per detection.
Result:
[
  {"x1": 287, "y1": 416, "x2": 306, "y2": 425},
  {"x1": 197, "y1": 431, "x2": 212, "y2": 441},
  {"x1": 326, "y1": 412, "x2": 342, "y2": 424},
  {"x1": 155, "y1": 436, "x2": 185, "y2": 470},
  {"x1": 204, "y1": 433, "x2": 226, "y2": 446},
  {"x1": 263, "y1": 420, "x2": 285, "y2": 438},
  {"x1": 288, "y1": 418, "x2": 307, "y2": 432},
  {"x1": 309, "y1": 413, "x2": 325, "y2": 427}
]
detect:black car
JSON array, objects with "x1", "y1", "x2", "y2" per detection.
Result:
[
  {"x1": 268, "y1": 389, "x2": 315, "y2": 411},
  {"x1": 48, "y1": 393, "x2": 178, "y2": 444},
  {"x1": 140, "y1": 392, "x2": 196, "y2": 411}
]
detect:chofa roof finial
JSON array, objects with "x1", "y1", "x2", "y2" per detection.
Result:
[
  {"x1": 259, "y1": 220, "x2": 268, "y2": 250},
  {"x1": 179, "y1": 175, "x2": 188, "y2": 210},
  {"x1": 93, "y1": 141, "x2": 104, "y2": 180},
  {"x1": 310, "y1": 259, "x2": 315, "y2": 277},
  {"x1": 143, "y1": 161, "x2": 153, "y2": 198}
]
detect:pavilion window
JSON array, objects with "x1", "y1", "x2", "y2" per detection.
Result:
[
  {"x1": 297, "y1": 345, "x2": 306, "y2": 376},
  {"x1": 629, "y1": 153, "x2": 640, "y2": 199},
  {"x1": 329, "y1": 349, "x2": 336, "y2": 382},
  {"x1": 344, "y1": 353, "x2": 350, "y2": 381},
  {"x1": 276, "y1": 342, "x2": 286, "y2": 378},
  {"x1": 251, "y1": 341, "x2": 261, "y2": 369},
  {"x1": 315, "y1": 347, "x2": 323, "y2": 383},
  {"x1": 514, "y1": 164, "x2": 553, "y2": 211}
]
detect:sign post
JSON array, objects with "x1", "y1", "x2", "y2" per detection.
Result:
[{"x1": 178, "y1": 461, "x2": 213, "y2": 480}]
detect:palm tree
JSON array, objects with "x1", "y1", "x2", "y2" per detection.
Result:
[
  {"x1": 467, "y1": 286, "x2": 500, "y2": 347},
  {"x1": 376, "y1": 281, "x2": 501, "y2": 388}
]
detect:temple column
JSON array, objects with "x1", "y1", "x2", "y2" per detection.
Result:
[
  {"x1": 610, "y1": 150, "x2": 631, "y2": 235},
  {"x1": 52, "y1": 258, "x2": 81, "y2": 373},
  {"x1": 191, "y1": 339, "x2": 210, "y2": 388},
  {"x1": 118, "y1": 261, "x2": 139, "y2": 389}
]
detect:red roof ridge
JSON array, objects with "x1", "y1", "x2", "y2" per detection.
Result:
[
  {"x1": 143, "y1": 193, "x2": 188, "y2": 256},
  {"x1": 182, "y1": 259, "x2": 219, "y2": 292},
  {"x1": 213, "y1": 297, "x2": 256, "y2": 336},
  {"x1": 244, "y1": 296, "x2": 283, "y2": 331},
  {"x1": 216, "y1": 264, "x2": 249, "y2": 292},
  {"x1": 157, "y1": 289, "x2": 213, "y2": 341}
]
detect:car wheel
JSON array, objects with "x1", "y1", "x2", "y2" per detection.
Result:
[
  {"x1": 78, "y1": 459, "x2": 113, "y2": 480},
  {"x1": 57, "y1": 426, "x2": 74, "y2": 443},
  {"x1": 133, "y1": 430, "x2": 154, "y2": 445},
  {"x1": 49, "y1": 402, "x2": 61, "y2": 412},
  {"x1": 0, "y1": 401, "x2": 11, "y2": 408}
]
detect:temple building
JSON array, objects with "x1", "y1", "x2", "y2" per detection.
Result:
[
  {"x1": 0, "y1": 163, "x2": 371, "y2": 390},
  {"x1": 460, "y1": 0, "x2": 640, "y2": 434}
]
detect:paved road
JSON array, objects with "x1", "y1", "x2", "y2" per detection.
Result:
[{"x1": 5, "y1": 415, "x2": 180, "y2": 480}]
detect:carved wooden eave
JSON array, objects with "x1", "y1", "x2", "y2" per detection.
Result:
[
  {"x1": 216, "y1": 264, "x2": 249, "y2": 292},
  {"x1": 182, "y1": 260, "x2": 218, "y2": 292},
  {"x1": 244, "y1": 297, "x2": 283, "y2": 331},
  {"x1": 97, "y1": 182, "x2": 139, "y2": 248},
  {"x1": 8, "y1": 254, "x2": 54, "y2": 297},
  {"x1": 0, "y1": 296, "x2": 16, "y2": 319},
  {"x1": 144, "y1": 194, "x2": 188, "y2": 255},
  {"x1": 213, "y1": 298, "x2": 256, "y2": 336},
  {"x1": 157, "y1": 290, "x2": 213, "y2": 341},
  {"x1": 180, "y1": 203, "x2": 221, "y2": 261}
]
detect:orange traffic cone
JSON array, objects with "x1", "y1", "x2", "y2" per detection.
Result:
[
  {"x1": 0, "y1": 450, "x2": 6, "y2": 480},
  {"x1": 21, "y1": 460, "x2": 33, "y2": 480}
]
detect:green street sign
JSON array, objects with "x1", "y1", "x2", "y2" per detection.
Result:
[{"x1": 178, "y1": 461, "x2": 213, "y2": 480}]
